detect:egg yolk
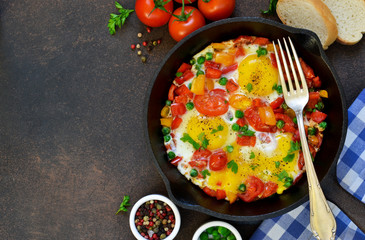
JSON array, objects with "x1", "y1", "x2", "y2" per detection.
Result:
[
  {"x1": 187, "y1": 115, "x2": 229, "y2": 150},
  {"x1": 238, "y1": 54, "x2": 278, "y2": 96},
  {"x1": 207, "y1": 133, "x2": 298, "y2": 195}
]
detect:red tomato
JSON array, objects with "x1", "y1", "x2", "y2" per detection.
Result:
[
  {"x1": 236, "y1": 118, "x2": 247, "y2": 127},
  {"x1": 209, "y1": 150, "x2": 227, "y2": 171},
  {"x1": 203, "y1": 186, "x2": 216, "y2": 197},
  {"x1": 170, "y1": 156, "x2": 183, "y2": 166},
  {"x1": 270, "y1": 97, "x2": 284, "y2": 109},
  {"x1": 177, "y1": 63, "x2": 192, "y2": 73},
  {"x1": 168, "y1": 6, "x2": 205, "y2": 42},
  {"x1": 206, "y1": 67, "x2": 223, "y2": 79},
  {"x1": 245, "y1": 107, "x2": 276, "y2": 133},
  {"x1": 192, "y1": 148, "x2": 212, "y2": 161},
  {"x1": 198, "y1": 0, "x2": 235, "y2": 21},
  {"x1": 205, "y1": 61, "x2": 221, "y2": 69},
  {"x1": 168, "y1": 84, "x2": 177, "y2": 101},
  {"x1": 226, "y1": 79, "x2": 239, "y2": 93},
  {"x1": 312, "y1": 76, "x2": 321, "y2": 88},
  {"x1": 307, "y1": 92, "x2": 320, "y2": 109},
  {"x1": 299, "y1": 58, "x2": 315, "y2": 79},
  {"x1": 237, "y1": 176, "x2": 264, "y2": 202},
  {"x1": 270, "y1": 53, "x2": 277, "y2": 68},
  {"x1": 174, "y1": 0, "x2": 197, "y2": 3},
  {"x1": 194, "y1": 89, "x2": 229, "y2": 116},
  {"x1": 189, "y1": 159, "x2": 208, "y2": 171},
  {"x1": 171, "y1": 116, "x2": 182, "y2": 129},
  {"x1": 175, "y1": 85, "x2": 193, "y2": 98},
  {"x1": 275, "y1": 113, "x2": 296, "y2": 133},
  {"x1": 236, "y1": 135, "x2": 256, "y2": 147},
  {"x1": 171, "y1": 103, "x2": 186, "y2": 116},
  {"x1": 261, "y1": 181, "x2": 278, "y2": 198},
  {"x1": 135, "y1": 0, "x2": 173, "y2": 27},
  {"x1": 253, "y1": 37, "x2": 270, "y2": 45},
  {"x1": 216, "y1": 189, "x2": 226, "y2": 200},
  {"x1": 174, "y1": 95, "x2": 188, "y2": 104},
  {"x1": 311, "y1": 111, "x2": 327, "y2": 123},
  {"x1": 222, "y1": 63, "x2": 238, "y2": 74}
]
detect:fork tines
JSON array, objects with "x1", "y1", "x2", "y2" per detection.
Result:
[{"x1": 273, "y1": 37, "x2": 308, "y2": 96}]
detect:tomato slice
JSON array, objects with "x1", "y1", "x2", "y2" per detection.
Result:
[
  {"x1": 261, "y1": 181, "x2": 278, "y2": 198},
  {"x1": 203, "y1": 187, "x2": 216, "y2": 197},
  {"x1": 311, "y1": 111, "x2": 327, "y2": 123},
  {"x1": 206, "y1": 67, "x2": 223, "y2": 79},
  {"x1": 253, "y1": 37, "x2": 270, "y2": 45},
  {"x1": 245, "y1": 107, "x2": 276, "y2": 133},
  {"x1": 194, "y1": 89, "x2": 229, "y2": 116},
  {"x1": 171, "y1": 103, "x2": 186, "y2": 116},
  {"x1": 222, "y1": 63, "x2": 238, "y2": 74},
  {"x1": 237, "y1": 176, "x2": 264, "y2": 202},
  {"x1": 189, "y1": 160, "x2": 208, "y2": 171},
  {"x1": 209, "y1": 149, "x2": 227, "y2": 171},
  {"x1": 171, "y1": 116, "x2": 182, "y2": 130},
  {"x1": 270, "y1": 97, "x2": 284, "y2": 109},
  {"x1": 216, "y1": 189, "x2": 226, "y2": 200},
  {"x1": 170, "y1": 156, "x2": 183, "y2": 166},
  {"x1": 177, "y1": 63, "x2": 192, "y2": 73},
  {"x1": 204, "y1": 60, "x2": 221, "y2": 69},
  {"x1": 236, "y1": 135, "x2": 256, "y2": 147},
  {"x1": 192, "y1": 148, "x2": 212, "y2": 161},
  {"x1": 226, "y1": 79, "x2": 239, "y2": 93},
  {"x1": 168, "y1": 84, "x2": 177, "y2": 101}
]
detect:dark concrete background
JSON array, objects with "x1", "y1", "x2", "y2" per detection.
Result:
[{"x1": 0, "y1": 0, "x2": 364, "y2": 239}]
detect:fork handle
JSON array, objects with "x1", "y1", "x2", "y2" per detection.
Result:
[{"x1": 296, "y1": 111, "x2": 337, "y2": 240}]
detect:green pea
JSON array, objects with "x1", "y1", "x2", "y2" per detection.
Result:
[
  {"x1": 308, "y1": 127, "x2": 316, "y2": 135},
  {"x1": 164, "y1": 135, "x2": 171, "y2": 142},
  {"x1": 206, "y1": 227, "x2": 216, "y2": 234},
  {"x1": 175, "y1": 72, "x2": 183, "y2": 77},
  {"x1": 227, "y1": 234, "x2": 237, "y2": 240},
  {"x1": 276, "y1": 120, "x2": 285, "y2": 129},
  {"x1": 219, "y1": 77, "x2": 228, "y2": 86},
  {"x1": 232, "y1": 123, "x2": 240, "y2": 131},
  {"x1": 196, "y1": 70, "x2": 205, "y2": 76},
  {"x1": 168, "y1": 151, "x2": 176, "y2": 160},
  {"x1": 190, "y1": 169, "x2": 198, "y2": 177},
  {"x1": 218, "y1": 226, "x2": 230, "y2": 237},
  {"x1": 241, "y1": 125, "x2": 248, "y2": 132},
  {"x1": 199, "y1": 232, "x2": 209, "y2": 240},
  {"x1": 165, "y1": 100, "x2": 171, "y2": 106},
  {"x1": 238, "y1": 183, "x2": 246, "y2": 192},
  {"x1": 206, "y1": 52, "x2": 213, "y2": 60},
  {"x1": 186, "y1": 102, "x2": 194, "y2": 110},
  {"x1": 197, "y1": 56, "x2": 205, "y2": 64},
  {"x1": 226, "y1": 145, "x2": 234, "y2": 153},
  {"x1": 162, "y1": 127, "x2": 170, "y2": 136},
  {"x1": 235, "y1": 110, "x2": 244, "y2": 118}
]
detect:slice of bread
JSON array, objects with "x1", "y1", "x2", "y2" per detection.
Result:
[
  {"x1": 321, "y1": 0, "x2": 365, "y2": 45},
  {"x1": 276, "y1": 0, "x2": 338, "y2": 49}
]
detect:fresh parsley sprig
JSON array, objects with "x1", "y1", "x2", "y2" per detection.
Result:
[
  {"x1": 108, "y1": 1, "x2": 134, "y2": 35},
  {"x1": 261, "y1": 0, "x2": 278, "y2": 15},
  {"x1": 180, "y1": 133, "x2": 200, "y2": 150},
  {"x1": 116, "y1": 195, "x2": 130, "y2": 214},
  {"x1": 210, "y1": 125, "x2": 224, "y2": 134},
  {"x1": 227, "y1": 160, "x2": 238, "y2": 174}
]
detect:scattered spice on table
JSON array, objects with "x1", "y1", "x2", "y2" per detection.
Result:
[{"x1": 134, "y1": 200, "x2": 175, "y2": 240}]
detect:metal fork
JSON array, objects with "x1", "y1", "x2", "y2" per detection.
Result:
[{"x1": 273, "y1": 37, "x2": 336, "y2": 240}]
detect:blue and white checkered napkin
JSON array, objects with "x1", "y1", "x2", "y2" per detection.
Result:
[
  {"x1": 337, "y1": 89, "x2": 365, "y2": 203},
  {"x1": 250, "y1": 89, "x2": 365, "y2": 240}
]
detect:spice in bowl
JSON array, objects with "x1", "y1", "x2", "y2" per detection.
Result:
[{"x1": 129, "y1": 194, "x2": 181, "y2": 240}]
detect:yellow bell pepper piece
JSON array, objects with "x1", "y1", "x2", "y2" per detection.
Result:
[
  {"x1": 211, "y1": 43, "x2": 226, "y2": 50},
  {"x1": 191, "y1": 75, "x2": 205, "y2": 95},
  {"x1": 319, "y1": 90, "x2": 328, "y2": 98},
  {"x1": 206, "y1": 78, "x2": 214, "y2": 90},
  {"x1": 160, "y1": 105, "x2": 170, "y2": 118},
  {"x1": 215, "y1": 52, "x2": 235, "y2": 66},
  {"x1": 266, "y1": 43, "x2": 274, "y2": 52},
  {"x1": 160, "y1": 118, "x2": 173, "y2": 127},
  {"x1": 229, "y1": 94, "x2": 252, "y2": 110},
  {"x1": 226, "y1": 191, "x2": 237, "y2": 204}
]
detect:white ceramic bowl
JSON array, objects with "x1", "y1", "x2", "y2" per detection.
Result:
[
  {"x1": 129, "y1": 194, "x2": 181, "y2": 240},
  {"x1": 192, "y1": 221, "x2": 242, "y2": 240}
]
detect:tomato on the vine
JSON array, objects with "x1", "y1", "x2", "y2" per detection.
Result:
[
  {"x1": 135, "y1": 0, "x2": 173, "y2": 27},
  {"x1": 198, "y1": 0, "x2": 235, "y2": 21},
  {"x1": 174, "y1": 0, "x2": 197, "y2": 3},
  {"x1": 168, "y1": 6, "x2": 205, "y2": 41}
]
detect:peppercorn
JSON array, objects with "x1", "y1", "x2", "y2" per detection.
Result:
[
  {"x1": 157, "y1": 39, "x2": 161, "y2": 44},
  {"x1": 138, "y1": 32, "x2": 142, "y2": 38},
  {"x1": 153, "y1": 40, "x2": 158, "y2": 46},
  {"x1": 137, "y1": 50, "x2": 142, "y2": 56},
  {"x1": 141, "y1": 56, "x2": 147, "y2": 63},
  {"x1": 143, "y1": 41, "x2": 148, "y2": 47},
  {"x1": 131, "y1": 44, "x2": 136, "y2": 50},
  {"x1": 146, "y1": 27, "x2": 151, "y2": 33},
  {"x1": 136, "y1": 44, "x2": 141, "y2": 49}
]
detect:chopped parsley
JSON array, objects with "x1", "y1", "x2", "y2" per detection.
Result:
[
  {"x1": 275, "y1": 161, "x2": 280, "y2": 168},
  {"x1": 283, "y1": 153, "x2": 295, "y2": 162},
  {"x1": 249, "y1": 152, "x2": 255, "y2": 159},
  {"x1": 227, "y1": 160, "x2": 238, "y2": 174},
  {"x1": 289, "y1": 141, "x2": 300, "y2": 153},
  {"x1": 250, "y1": 164, "x2": 259, "y2": 170},
  {"x1": 198, "y1": 133, "x2": 209, "y2": 150},
  {"x1": 277, "y1": 170, "x2": 289, "y2": 181},
  {"x1": 211, "y1": 125, "x2": 224, "y2": 134},
  {"x1": 272, "y1": 83, "x2": 283, "y2": 94},
  {"x1": 116, "y1": 195, "x2": 130, "y2": 214},
  {"x1": 180, "y1": 133, "x2": 200, "y2": 150},
  {"x1": 201, "y1": 169, "x2": 211, "y2": 179},
  {"x1": 246, "y1": 83, "x2": 253, "y2": 92}
]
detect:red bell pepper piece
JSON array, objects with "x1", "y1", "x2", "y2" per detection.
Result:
[
  {"x1": 226, "y1": 79, "x2": 239, "y2": 92},
  {"x1": 222, "y1": 63, "x2": 238, "y2": 74},
  {"x1": 205, "y1": 67, "x2": 222, "y2": 79},
  {"x1": 171, "y1": 103, "x2": 186, "y2": 116},
  {"x1": 311, "y1": 111, "x2": 327, "y2": 123},
  {"x1": 171, "y1": 116, "x2": 182, "y2": 130},
  {"x1": 177, "y1": 63, "x2": 191, "y2": 73}
]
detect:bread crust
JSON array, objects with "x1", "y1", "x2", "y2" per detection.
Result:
[{"x1": 277, "y1": 0, "x2": 338, "y2": 49}]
